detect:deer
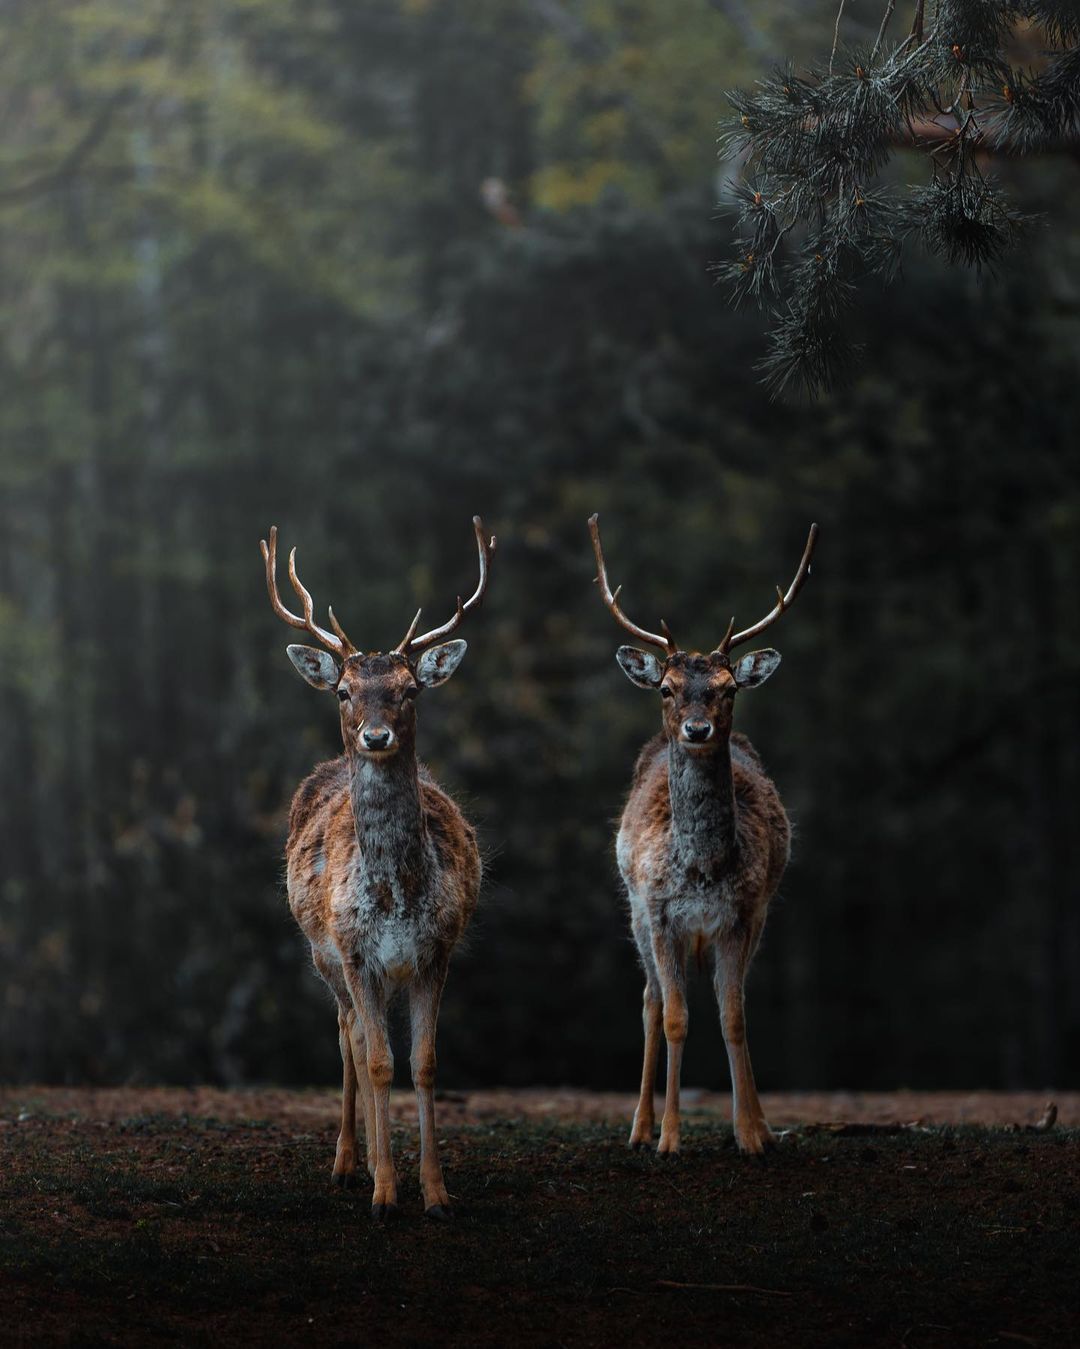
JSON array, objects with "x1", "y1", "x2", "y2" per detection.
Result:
[
  {"x1": 588, "y1": 514, "x2": 818, "y2": 1157},
  {"x1": 259, "y1": 517, "x2": 495, "y2": 1220}
]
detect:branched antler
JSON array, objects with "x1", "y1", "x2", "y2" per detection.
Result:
[
  {"x1": 260, "y1": 526, "x2": 357, "y2": 659},
  {"x1": 588, "y1": 514, "x2": 678, "y2": 656},
  {"x1": 394, "y1": 516, "x2": 496, "y2": 655},
  {"x1": 717, "y1": 523, "x2": 819, "y2": 655}
]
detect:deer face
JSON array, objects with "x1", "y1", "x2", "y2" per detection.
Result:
[
  {"x1": 588, "y1": 513, "x2": 816, "y2": 751},
  {"x1": 286, "y1": 642, "x2": 468, "y2": 759},
  {"x1": 615, "y1": 647, "x2": 781, "y2": 752},
  {"x1": 261, "y1": 516, "x2": 493, "y2": 759}
]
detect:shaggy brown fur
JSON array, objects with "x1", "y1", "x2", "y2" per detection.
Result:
[
  {"x1": 260, "y1": 519, "x2": 494, "y2": 1218},
  {"x1": 281, "y1": 648, "x2": 480, "y2": 1219},
  {"x1": 614, "y1": 649, "x2": 791, "y2": 1156}
]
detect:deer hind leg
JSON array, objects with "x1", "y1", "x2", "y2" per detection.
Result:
[
  {"x1": 332, "y1": 1007, "x2": 359, "y2": 1188},
  {"x1": 628, "y1": 907, "x2": 662, "y2": 1149},
  {"x1": 311, "y1": 953, "x2": 369, "y2": 1187},
  {"x1": 342, "y1": 966, "x2": 398, "y2": 1219},
  {"x1": 346, "y1": 1017, "x2": 378, "y2": 1178},
  {"x1": 409, "y1": 967, "x2": 452, "y2": 1219},
  {"x1": 712, "y1": 925, "x2": 774, "y2": 1155},
  {"x1": 651, "y1": 930, "x2": 689, "y2": 1156}
]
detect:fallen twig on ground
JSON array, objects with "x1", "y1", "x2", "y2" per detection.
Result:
[
  {"x1": 1009, "y1": 1100, "x2": 1057, "y2": 1134},
  {"x1": 656, "y1": 1279, "x2": 794, "y2": 1297},
  {"x1": 800, "y1": 1121, "x2": 929, "y2": 1137}
]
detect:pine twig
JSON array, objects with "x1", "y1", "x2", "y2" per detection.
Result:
[
  {"x1": 872, "y1": 0, "x2": 896, "y2": 62},
  {"x1": 829, "y1": 0, "x2": 847, "y2": 77}
]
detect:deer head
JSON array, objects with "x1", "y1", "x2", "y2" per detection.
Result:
[
  {"x1": 588, "y1": 514, "x2": 817, "y2": 754},
  {"x1": 261, "y1": 517, "x2": 495, "y2": 759}
]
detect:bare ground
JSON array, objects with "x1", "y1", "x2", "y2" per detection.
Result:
[{"x1": 1, "y1": 1088, "x2": 1077, "y2": 1348}]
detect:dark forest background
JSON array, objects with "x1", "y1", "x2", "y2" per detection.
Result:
[{"x1": 1, "y1": 0, "x2": 1077, "y2": 1093}]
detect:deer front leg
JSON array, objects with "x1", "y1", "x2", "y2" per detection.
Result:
[
  {"x1": 651, "y1": 931, "x2": 688, "y2": 1156},
  {"x1": 332, "y1": 1007, "x2": 359, "y2": 1188},
  {"x1": 409, "y1": 969, "x2": 452, "y2": 1219},
  {"x1": 713, "y1": 929, "x2": 774, "y2": 1156},
  {"x1": 342, "y1": 966, "x2": 398, "y2": 1219}
]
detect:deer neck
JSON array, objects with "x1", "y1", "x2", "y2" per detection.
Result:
[
  {"x1": 667, "y1": 735, "x2": 737, "y2": 877},
  {"x1": 347, "y1": 748, "x2": 428, "y2": 883}
]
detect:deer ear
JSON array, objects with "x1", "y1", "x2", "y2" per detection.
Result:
[
  {"x1": 416, "y1": 639, "x2": 468, "y2": 688},
  {"x1": 616, "y1": 646, "x2": 663, "y2": 690},
  {"x1": 287, "y1": 644, "x2": 340, "y2": 691},
  {"x1": 732, "y1": 648, "x2": 781, "y2": 689}
]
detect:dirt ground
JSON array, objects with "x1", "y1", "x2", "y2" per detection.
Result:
[{"x1": 1, "y1": 1088, "x2": 1077, "y2": 1347}]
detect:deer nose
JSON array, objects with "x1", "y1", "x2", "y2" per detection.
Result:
[
  {"x1": 362, "y1": 726, "x2": 393, "y2": 751},
  {"x1": 682, "y1": 719, "x2": 713, "y2": 743}
]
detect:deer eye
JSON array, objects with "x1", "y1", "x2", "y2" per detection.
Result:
[
  {"x1": 402, "y1": 685, "x2": 419, "y2": 702},
  {"x1": 337, "y1": 687, "x2": 351, "y2": 703},
  {"x1": 660, "y1": 685, "x2": 674, "y2": 699}
]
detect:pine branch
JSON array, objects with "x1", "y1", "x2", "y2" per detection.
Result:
[{"x1": 716, "y1": 0, "x2": 1078, "y2": 396}]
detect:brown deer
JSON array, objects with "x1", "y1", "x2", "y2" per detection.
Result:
[
  {"x1": 588, "y1": 514, "x2": 818, "y2": 1156},
  {"x1": 260, "y1": 517, "x2": 494, "y2": 1219}
]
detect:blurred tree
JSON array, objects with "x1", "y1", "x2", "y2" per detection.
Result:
[{"x1": 0, "y1": 0, "x2": 1077, "y2": 1094}]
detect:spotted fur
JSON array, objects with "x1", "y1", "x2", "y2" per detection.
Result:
[
  {"x1": 614, "y1": 649, "x2": 790, "y2": 1156},
  {"x1": 281, "y1": 648, "x2": 479, "y2": 1216}
]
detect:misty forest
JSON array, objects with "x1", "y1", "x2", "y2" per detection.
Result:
[{"x1": 2, "y1": 0, "x2": 1078, "y2": 1099}]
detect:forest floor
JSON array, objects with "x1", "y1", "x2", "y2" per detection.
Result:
[{"x1": 1, "y1": 1088, "x2": 1077, "y2": 1348}]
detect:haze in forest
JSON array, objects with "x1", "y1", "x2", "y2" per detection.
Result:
[{"x1": 1, "y1": 0, "x2": 1077, "y2": 1091}]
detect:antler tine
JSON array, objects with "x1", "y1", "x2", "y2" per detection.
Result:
[
  {"x1": 287, "y1": 547, "x2": 357, "y2": 656},
  {"x1": 715, "y1": 615, "x2": 735, "y2": 653},
  {"x1": 588, "y1": 514, "x2": 678, "y2": 656},
  {"x1": 720, "y1": 522, "x2": 819, "y2": 654},
  {"x1": 259, "y1": 526, "x2": 355, "y2": 658},
  {"x1": 327, "y1": 605, "x2": 356, "y2": 652},
  {"x1": 403, "y1": 516, "x2": 496, "y2": 654},
  {"x1": 392, "y1": 607, "x2": 423, "y2": 655},
  {"x1": 261, "y1": 527, "x2": 308, "y2": 634}
]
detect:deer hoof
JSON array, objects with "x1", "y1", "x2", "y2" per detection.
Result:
[
  {"x1": 735, "y1": 1119, "x2": 776, "y2": 1156},
  {"x1": 331, "y1": 1170, "x2": 359, "y2": 1189},
  {"x1": 425, "y1": 1204, "x2": 454, "y2": 1222},
  {"x1": 370, "y1": 1202, "x2": 399, "y2": 1223},
  {"x1": 628, "y1": 1121, "x2": 655, "y2": 1150}
]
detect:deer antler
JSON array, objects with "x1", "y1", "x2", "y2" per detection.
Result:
[
  {"x1": 260, "y1": 526, "x2": 357, "y2": 659},
  {"x1": 716, "y1": 523, "x2": 819, "y2": 655},
  {"x1": 393, "y1": 516, "x2": 496, "y2": 655},
  {"x1": 588, "y1": 514, "x2": 678, "y2": 657}
]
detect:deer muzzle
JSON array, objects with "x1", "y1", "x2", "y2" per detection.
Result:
[
  {"x1": 681, "y1": 719, "x2": 714, "y2": 745},
  {"x1": 360, "y1": 725, "x2": 395, "y2": 753}
]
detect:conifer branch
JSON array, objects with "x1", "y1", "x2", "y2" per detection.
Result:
[{"x1": 717, "y1": 0, "x2": 1077, "y2": 396}]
